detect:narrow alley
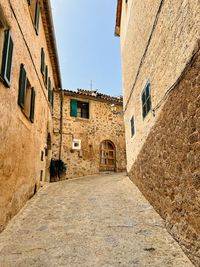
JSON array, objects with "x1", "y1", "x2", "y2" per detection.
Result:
[{"x1": 0, "y1": 173, "x2": 193, "y2": 267}]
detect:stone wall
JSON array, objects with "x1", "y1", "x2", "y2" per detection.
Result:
[
  {"x1": 118, "y1": 0, "x2": 200, "y2": 264},
  {"x1": 128, "y1": 51, "x2": 200, "y2": 265},
  {"x1": 0, "y1": 1, "x2": 57, "y2": 232},
  {"x1": 53, "y1": 91, "x2": 126, "y2": 179}
]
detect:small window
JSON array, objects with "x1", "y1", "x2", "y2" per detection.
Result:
[
  {"x1": 18, "y1": 64, "x2": 35, "y2": 122},
  {"x1": 40, "y1": 170, "x2": 43, "y2": 181},
  {"x1": 72, "y1": 139, "x2": 81, "y2": 150},
  {"x1": 41, "y1": 150, "x2": 44, "y2": 161},
  {"x1": 41, "y1": 48, "x2": 45, "y2": 76},
  {"x1": 70, "y1": 99, "x2": 89, "y2": 119},
  {"x1": 142, "y1": 81, "x2": 151, "y2": 119},
  {"x1": 130, "y1": 116, "x2": 135, "y2": 137},
  {"x1": 1, "y1": 30, "x2": 14, "y2": 87},
  {"x1": 28, "y1": 0, "x2": 40, "y2": 35}
]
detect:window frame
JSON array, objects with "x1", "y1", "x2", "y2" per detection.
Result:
[
  {"x1": 130, "y1": 116, "x2": 135, "y2": 137},
  {"x1": 70, "y1": 99, "x2": 90, "y2": 119},
  {"x1": 1, "y1": 29, "x2": 14, "y2": 87},
  {"x1": 141, "y1": 80, "x2": 152, "y2": 119},
  {"x1": 18, "y1": 64, "x2": 36, "y2": 123},
  {"x1": 27, "y1": 0, "x2": 40, "y2": 35},
  {"x1": 41, "y1": 47, "x2": 45, "y2": 76}
]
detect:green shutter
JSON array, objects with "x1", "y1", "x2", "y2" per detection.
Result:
[
  {"x1": 70, "y1": 99, "x2": 77, "y2": 117},
  {"x1": 51, "y1": 89, "x2": 54, "y2": 108},
  {"x1": 41, "y1": 48, "x2": 45, "y2": 75},
  {"x1": 1, "y1": 30, "x2": 14, "y2": 87},
  {"x1": 30, "y1": 87, "x2": 35, "y2": 123},
  {"x1": 48, "y1": 78, "x2": 51, "y2": 102},
  {"x1": 34, "y1": 0, "x2": 40, "y2": 34},
  {"x1": 45, "y1": 65, "x2": 48, "y2": 88},
  {"x1": 18, "y1": 64, "x2": 27, "y2": 108}
]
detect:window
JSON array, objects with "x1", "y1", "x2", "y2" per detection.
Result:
[
  {"x1": 1, "y1": 30, "x2": 14, "y2": 87},
  {"x1": 41, "y1": 48, "x2": 45, "y2": 76},
  {"x1": 142, "y1": 81, "x2": 151, "y2": 118},
  {"x1": 18, "y1": 64, "x2": 35, "y2": 122},
  {"x1": 48, "y1": 77, "x2": 51, "y2": 101},
  {"x1": 70, "y1": 99, "x2": 89, "y2": 119},
  {"x1": 130, "y1": 116, "x2": 135, "y2": 137},
  {"x1": 45, "y1": 65, "x2": 48, "y2": 88},
  {"x1": 47, "y1": 77, "x2": 54, "y2": 107},
  {"x1": 28, "y1": 0, "x2": 40, "y2": 34}
]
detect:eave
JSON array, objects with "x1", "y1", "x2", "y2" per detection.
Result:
[
  {"x1": 40, "y1": 0, "x2": 62, "y2": 89},
  {"x1": 115, "y1": 0, "x2": 122, "y2": 37}
]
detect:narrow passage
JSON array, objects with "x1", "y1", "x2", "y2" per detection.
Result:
[{"x1": 0, "y1": 173, "x2": 193, "y2": 267}]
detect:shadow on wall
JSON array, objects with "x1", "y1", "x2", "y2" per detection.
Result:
[{"x1": 50, "y1": 159, "x2": 67, "y2": 182}]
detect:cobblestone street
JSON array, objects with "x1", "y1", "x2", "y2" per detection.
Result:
[{"x1": 0, "y1": 173, "x2": 193, "y2": 267}]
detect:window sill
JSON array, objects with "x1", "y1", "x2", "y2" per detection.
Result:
[
  {"x1": 0, "y1": 74, "x2": 11, "y2": 88},
  {"x1": 71, "y1": 116, "x2": 90, "y2": 122},
  {"x1": 142, "y1": 110, "x2": 152, "y2": 122},
  {"x1": 18, "y1": 109, "x2": 32, "y2": 130}
]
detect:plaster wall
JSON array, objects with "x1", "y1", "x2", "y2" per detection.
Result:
[
  {"x1": 0, "y1": 0, "x2": 56, "y2": 232},
  {"x1": 120, "y1": 0, "x2": 200, "y2": 171}
]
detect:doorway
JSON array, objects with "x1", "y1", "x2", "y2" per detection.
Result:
[{"x1": 100, "y1": 140, "x2": 116, "y2": 171}]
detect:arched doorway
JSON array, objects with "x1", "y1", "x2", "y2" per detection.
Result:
[{"x1": 100, "y1": 140, "x2": 116, "y2": 171}]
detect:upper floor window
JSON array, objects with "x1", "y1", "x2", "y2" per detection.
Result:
[
  {"x1": 70, "y1": 99, "x2": 89, "y2": 119},
  {"x1": 142, "y1": 81, "x2": 151, "y2": 119},
  {"x1": 130, "y1": 116, "x2": 135, "y2": 137},
  {"x1": 45, "y1": 65, "x2": 48, "y2": 88},
  {"x1": 47, "y1": 77, "x2": 54, "y2": 108},
  {"x1": 18, "y1": 64, "x2": 35, "y2": 123},
  {"x1": 28, "y1": 0, "x2": 40, "y2": 35},
  {"x1": 0, "y1": 29, "x2": 14, "y2": 87},
  {"x1": 41, "y1": 48, "x2": 45, "y2": 76}
]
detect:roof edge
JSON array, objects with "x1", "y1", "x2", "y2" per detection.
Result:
[
  {"x1": 115, "y1": 0, "x2": 122, "y2": 37},
  {"x1": 62, "y1": 89, "x2": 123, "y2": 105},
  {"x1": 41, "y1": 0, "x2": 62, "y2": 89}
]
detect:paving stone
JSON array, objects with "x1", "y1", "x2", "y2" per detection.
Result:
[{"x1": 0, "y1": 173, "x2": 193, "y2": 267}]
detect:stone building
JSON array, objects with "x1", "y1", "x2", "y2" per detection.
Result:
[
  {"x1": 115, "y1": 0, "x2": 200, "y2": 264},
  {"x1": 0, "y1": 0, "x2": 61, "y2": 232},
  {"x1": 52, "y1": 89, "x2": 126, "y2": 179}
]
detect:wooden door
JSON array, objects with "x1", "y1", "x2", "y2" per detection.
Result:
[{"x1": 100, "y1": 140, "x2": 116, "y2": 171}]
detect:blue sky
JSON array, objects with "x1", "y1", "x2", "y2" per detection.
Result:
[{"x1": 51, "y1": 0, "x2": 122, "y2": 96}]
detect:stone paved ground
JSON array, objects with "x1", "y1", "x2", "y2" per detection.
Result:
[{"x1": 0, "y1": 173, "x2": 193, "y2": 267}]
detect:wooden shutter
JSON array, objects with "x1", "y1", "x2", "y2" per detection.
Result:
[
  {"x1": 30, "y1": 87, "x2": 35, "y2": 123},
  {"x1": 1, "y1": 30, "x2": 14, "y2": 87},
  {"x1": 51, "y1": 89, "x2": 54, "y2": 108},
  {"x1": 131, "y1": 116, "x2": 135, "y2": 137},
  {"x1": 48, "y1": 78, "x2": 51, "y2": 102},
  {"x1": 18, "y1": 64, "x2": 27, "y2": 108},
  {"x1": 34, "y1": 0, "x2": 40, "y2": 34},
  {"x1": 70, "y1": 99, "x2": 77, "y2": 117},
  {"x1": 41, "y1": 48, "x2": 45, "y2": 75},
  {"x1": 45, "y1": 65, "x2": 48, "y2": 88}
]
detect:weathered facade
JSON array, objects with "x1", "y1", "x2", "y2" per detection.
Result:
[
  {"x1": 52, "y1": 89, "x2": 126, "y2": 179},
  {"x1": 116, "y1": 0, "x2": 200, "y2": 265},
  {"x1": 0, "y1": 0, "x2": 61, "y2": 232}
]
